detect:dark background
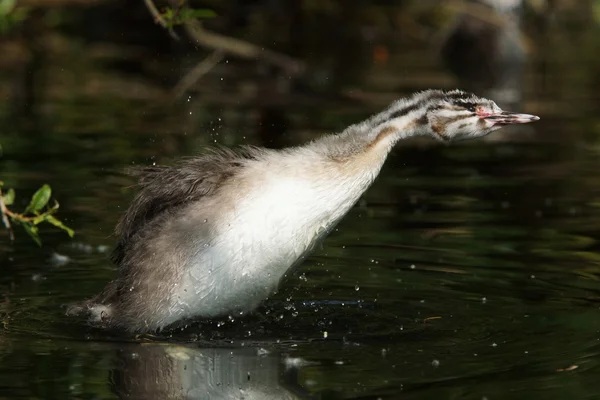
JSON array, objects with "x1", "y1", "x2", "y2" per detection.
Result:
[{"x1": 1, "y1": 1, "x2": 600, "y2": 399}]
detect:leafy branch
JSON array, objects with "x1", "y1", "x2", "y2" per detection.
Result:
[
  {"x1": 0, "y1": 183, "x2": 74, "y2": 246},
  {"x1": 143, "y1": 0, "x2": 215, "y2": 39},
  {"x1": 160, "y1": 2, "x2": 215, "y2": 29},
  {"x1": 142, "y1": 0, "x2": 303, "y2": 97},
  {"x1": 0, "y1": 0, "x2": 29, "y2": 34}
]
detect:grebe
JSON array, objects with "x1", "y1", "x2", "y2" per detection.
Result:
[{"x1": 68, "y1": 89, "x2": 539, "y2": 332}]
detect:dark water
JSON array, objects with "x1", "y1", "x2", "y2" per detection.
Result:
[
  {"x1": 2, "y1": 103, "x2": 600, "y2": 399},
  {"x1": 2, "y1": 4, "x2": 600, "y2": 399}
]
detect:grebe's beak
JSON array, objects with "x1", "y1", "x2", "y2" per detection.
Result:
[{"x1": 484, "y1": 112, "x2": 540, "y2": 126}]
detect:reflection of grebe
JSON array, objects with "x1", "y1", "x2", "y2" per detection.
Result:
[{"x1": 68, "y1": 90, "x2": 538, "y2": 333}]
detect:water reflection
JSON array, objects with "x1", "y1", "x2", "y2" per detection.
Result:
[{"x1": 111, "y1": 344, "x2": 307, "y2": 400}]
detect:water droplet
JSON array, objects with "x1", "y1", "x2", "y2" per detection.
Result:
[
  {"x1": 432, "y1": 359, "x2": 440, "y2": 367},
  {"x1": 323, "y1": 331, "x2": 328, "y2": 338},
  {"x1": 410, "y1": 264, "x2": 416, "y2": 269},
  {"x1": 257, "y1": 348, "x2": 269, "y2": 356},
  {"x1": 355, "y1": 285, "x2": 360, "y2": 291}
]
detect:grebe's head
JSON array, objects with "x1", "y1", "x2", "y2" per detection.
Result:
[{"x1": 420, "y1": 90, "x2": 539, "y2": 141}]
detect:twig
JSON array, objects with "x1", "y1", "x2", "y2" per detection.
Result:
[
  {"x1": 0, "y1": 188, "x2": 14, "y2": 242},
  {"x1": 143, "y1": 0, "x2": 180, "y2": 40},
  {"x1": 3, "y1": 209, "x2": 37, "y2": 222},
  {"x1": 183, "y1": 20, "x2": 304, "y2": 75},
  {"x1": 172, "y1": 50, "x2": 225, "y2": 98}
]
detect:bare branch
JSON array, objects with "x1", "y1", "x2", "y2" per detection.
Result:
[
  {"x1": 172, "y1": 50, "x2": 225, "y2": 98},
  {"x1": 183, "y1": 20, "x2": 304, "y2": 75}
]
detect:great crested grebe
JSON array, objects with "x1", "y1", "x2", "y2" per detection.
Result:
[{"x1": 68, "y1": 89, "x2": 539, "y2": 332}]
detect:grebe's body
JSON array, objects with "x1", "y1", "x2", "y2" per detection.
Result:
[{"x1": 68, "y1": 90, "x2": 539, "y2": 332}]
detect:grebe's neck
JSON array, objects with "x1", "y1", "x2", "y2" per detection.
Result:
[{"x1": 309, "y1": 91, "x2": 438, "y2": 160}]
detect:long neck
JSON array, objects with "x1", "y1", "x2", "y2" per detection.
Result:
[{"x1": 309, "y1": 91, "x2": 436, "y2": 160}]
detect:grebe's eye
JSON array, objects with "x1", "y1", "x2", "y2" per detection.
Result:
[{"x1": 467, "y1": 105, "x2": 477, "y2": 112}]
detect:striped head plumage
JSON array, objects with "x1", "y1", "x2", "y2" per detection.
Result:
[{"x1": 374, "y1": 89, "x2": 540, "y2": 143}]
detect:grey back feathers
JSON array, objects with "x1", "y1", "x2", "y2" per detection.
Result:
[{"x1": 111, "y1": 146, "x2": 269, "y2": 266}]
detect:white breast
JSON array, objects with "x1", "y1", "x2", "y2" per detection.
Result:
[{"x1": 171, "y1": 152, "x2": 382, "y2": 323}]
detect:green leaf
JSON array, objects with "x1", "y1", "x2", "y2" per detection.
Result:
[
  {"x1": 24, "y1": 184, "x2": 51, "y2": 214},
  {"x1": 162, "y1": 7, "x2": 215, "y2": 26},
  {"x1": 45, "y1": 215, "x2": 75, "y2": 238},
  {"x1": 162, "y1": 7, "x2": 173, "y2": 25},
  {"x1": 3, "y1": 188, "x2": 14, "y2": 205},
  {"x1": 0, "y1": 0, "x2": 16, "y2": 17},
  {"x1": 22, "y1": 222, "x2": 41, "y2": 246}
]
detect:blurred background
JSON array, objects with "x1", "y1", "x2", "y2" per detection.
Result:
[{"x1": 1, "y1": 0, "x2": 600, "y2": 399}]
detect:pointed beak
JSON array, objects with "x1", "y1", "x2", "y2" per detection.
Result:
[{"x1": 484, "y1": 112, "x2": 540, "y2": 126}]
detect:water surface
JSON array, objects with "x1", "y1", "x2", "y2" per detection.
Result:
[{"x1": 2, "y1": 4, "x2": 600, "y2": 399}]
